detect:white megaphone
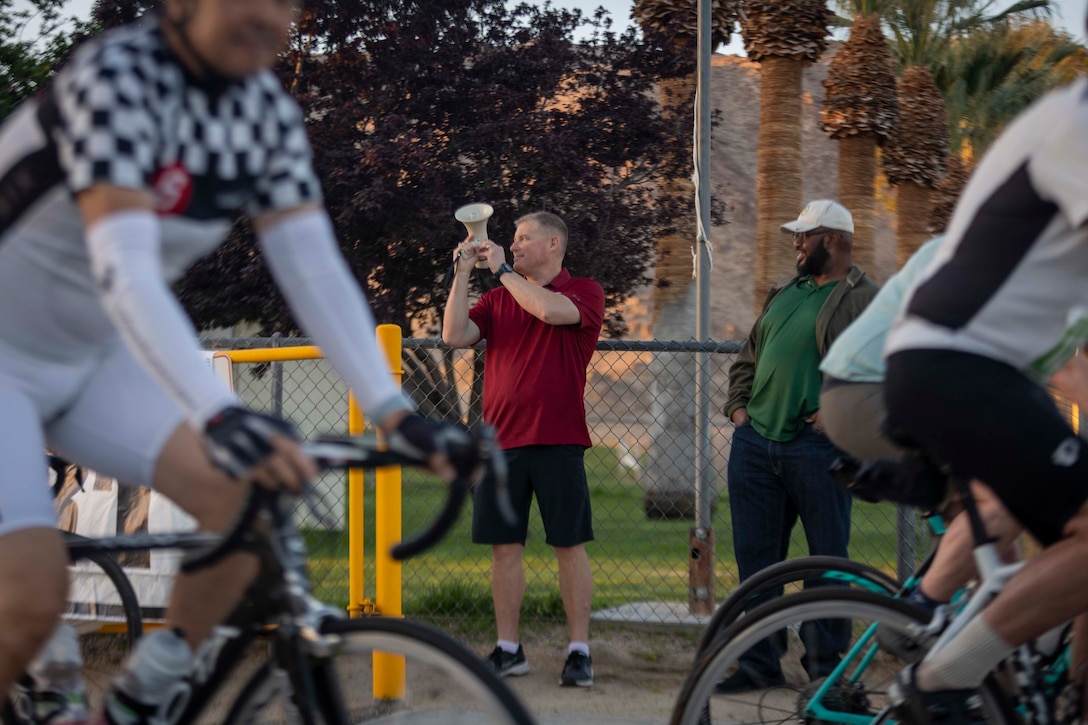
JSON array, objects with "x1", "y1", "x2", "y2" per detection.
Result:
[{"x1": 455, "y1": 202, "x2": 494, "y2": 269}]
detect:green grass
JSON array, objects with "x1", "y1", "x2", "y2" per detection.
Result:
[{"x1": 302, "y1": 447, "x2": 917, "y2": 624}]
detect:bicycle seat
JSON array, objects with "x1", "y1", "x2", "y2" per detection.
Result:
[{"x1": 829, "y1": 451, "x2": 948, "y2": 510}]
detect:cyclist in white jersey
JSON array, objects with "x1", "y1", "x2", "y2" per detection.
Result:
[
  {"x1": 0, "y1": 1, "x2": 463, "y2": 721},
  {"x1": 882, "y1": 74, "x2": 1088, "y2": 724}
]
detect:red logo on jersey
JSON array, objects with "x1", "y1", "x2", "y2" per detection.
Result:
[{"x1": 151, "y1": 162, "x2": 193, "y2": 215}]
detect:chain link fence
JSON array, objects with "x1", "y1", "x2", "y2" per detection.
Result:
[{"x1": 204, "y1": 336, "x2": 951, "y2": 626}]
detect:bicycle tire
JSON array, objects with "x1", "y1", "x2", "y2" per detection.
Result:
[
  {"x1": 1, "y1": 545, "x2": 143, "y2": 724},
  {"x1": 221, "y1": 616, "x2": 536, "y2": 725},
  {"x1": 67, "y1": 546, "x2": 144, "y2": 713},
  {"x1": 698, "y1": 556, "x2": 901, "y2": 654},
  {"x1": 672, "y1": 587, "x2": 1013, "y2": 725},
  {"x1": 65, "y1": 543, "x2": 144, "y2": 648}
]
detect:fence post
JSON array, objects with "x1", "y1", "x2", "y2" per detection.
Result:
[
  {"x1": 271, "y1": 332, "x2": 283, "y2": 418},
  {"x1": 374, "y1": 324, "x2": 406, "y2": 699},
  {"x1": 895, "y1": 505, "x2": 917, "y2": 581},
  {"x1": 347, "y1": 393, "x2": 368, "y2": 618}
]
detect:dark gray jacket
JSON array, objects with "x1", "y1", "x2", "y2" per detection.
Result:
[{"x1": 724, "y1": 265, "x2": 879, "y2": 420}]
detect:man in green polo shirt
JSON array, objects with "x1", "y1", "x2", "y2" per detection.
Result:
[{"x1": 720, "y1": 200, "x2": 878, "y2": 694}]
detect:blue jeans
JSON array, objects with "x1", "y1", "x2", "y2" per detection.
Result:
[{"x1": 727, "y1": 421, "x2": 853, "y2": 680}]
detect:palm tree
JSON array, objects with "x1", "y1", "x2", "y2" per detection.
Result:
[
  {"x1": 938, "y1": 19, "x2": 1088, "y2": 156},
  {"x1": 740, "y1": 0, "x2": 833, "y2": 310},
  {"x1": 631, "y1": 0, "x2": 736, "y2": 519},
  {"x1": 882, "y1": 0, "x2": 1054, "y2": 70},
  {"x1": 923, "y1": 20, "x2": 1086, "y2": 236},
  {"x1": 927, "y1": 153, "x2": 975, "y2": 234},
  {"x1": 631, "y1": 0, "x2": 737, "y2": 328},
  {"x1": 820, "y1": 14, "x2": 898, "y2": 276},
  {"x1": 882, "y1": 65, "x2": 948, "y2": 266},
  {"x1": 825, "y1": 0, "x2": 1056, "y2": 272}
]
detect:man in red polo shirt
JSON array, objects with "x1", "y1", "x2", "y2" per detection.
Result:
[{"x1": 443, "y1": 210, "x2": 605, "y2": 688}]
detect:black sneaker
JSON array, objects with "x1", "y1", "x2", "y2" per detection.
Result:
[
  {"x1": 484, "y1": 645, "x2": 529, "y2": 678},
  {"x1": 560, "y1": 651, "x2": 593, "y2": 687},
  {"x1": 889, "y1": 665, "x2": 987, "y2": 725}
]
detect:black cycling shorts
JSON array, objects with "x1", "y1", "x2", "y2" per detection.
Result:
[
  {"x1": 471, "y1": 444, "x2": 594, "y2": 548},
  {"x1": 885, "y1": 349, "x2": 1088, "y2": 546}
]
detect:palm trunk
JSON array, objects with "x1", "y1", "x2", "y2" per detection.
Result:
[
  {"x1": 839, "y1": 135, "x2": 876, "y2": 277},
  {"x1": 896, "y1": 181, "x2": 932, "y2": 268},
  {"x1": 652, "y1": 74, "x2": 698, "y2": 325},
  {"x1": 754, "y1": 56, "x2": 803, "y2": 312},
  {"x1": 641, "y1": 72, "x2": 718, "y2": 520}
]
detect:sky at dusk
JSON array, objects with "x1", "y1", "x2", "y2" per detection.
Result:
[{"x1": 13, "y1": 0, "x2": 1088, "y2": 53}]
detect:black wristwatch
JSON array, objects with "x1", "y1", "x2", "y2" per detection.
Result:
[{"x1": 494, "y1": 262, "x2": 515, "y2": 281}]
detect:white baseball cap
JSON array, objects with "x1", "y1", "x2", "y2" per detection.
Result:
[{"x1": 781, "y1": 200, "x2": 854, "y2": 234}]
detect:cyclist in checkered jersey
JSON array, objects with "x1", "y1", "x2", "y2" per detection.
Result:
[{"x1": 0, "y1": 1, "x2": 465, "y2": 722}]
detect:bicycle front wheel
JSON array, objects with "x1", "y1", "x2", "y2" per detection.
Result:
[
  {"x1": 223, "y1": 616, "x2": 535, "y2": 725},
  {"x1": 697, "y1": 556, "x2": 901, "y2": 655},
  {"x1": 673, "y1": 588, "x2": 1012, "y2": 725},
  {"x1": 65, "y1": 545, "x2": 144, "y2": 711},
  {"x1": 2, "y1": 547, "x2": 143, "y2": 724}
]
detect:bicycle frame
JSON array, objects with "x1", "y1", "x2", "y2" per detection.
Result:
[
  {"x1": 794, "y1": 475, "x2": 1061, "y2": 725},
  {"x1": 52, "y1": 431, "x2": 508, "y2": 725},
  {"x1": 61, "y1": 483, "x2": 354, "y2": 724},
  {"x1": 914, "y1": 474, "x2": 1063, "y2": 725}
]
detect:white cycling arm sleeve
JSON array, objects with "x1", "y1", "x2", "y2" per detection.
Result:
[
  {"x1": 258, "y1": 210, "x2": 415, "y2": 424},
  {"x1": 86, "y1": 211, "x2": 239, "y2": 427}
]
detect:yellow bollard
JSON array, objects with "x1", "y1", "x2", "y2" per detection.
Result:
[
  {"x1": 347, "y1": 393, "x2": 369, "y2": 618},
  {"x1": 374, "y1": 324, "x2": 406, "y2": 699}
]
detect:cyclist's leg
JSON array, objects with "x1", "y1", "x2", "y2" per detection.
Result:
[
  {"x1": 819, "y1": 379, "x2": 905, "y2": 462},
  {"x1": 822, "y1": 380, "x2": 1022, "y2": 607},
  {"x1": 1073, "y1": 612, "x2": 1088, "y2": 709},
  {"x1": 151, "y1": 427, "x2": 256, "y2": 648},
  {"x1": 0, "y1": 386, "x2": 70, "y2": 695},
  {"x1": 46, "y1": 344, "x2": 253, "y2": 651},
  {"x1": 885, "y1": 349, "x2": 1088, "y2": 694},
  {"x1": 920, "y1": 484, "x2": 1023, "y2": 603}
]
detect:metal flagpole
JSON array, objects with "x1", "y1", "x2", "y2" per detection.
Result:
[{"x1": 689, "y1": 0, "x2": 716, "y2": 615}]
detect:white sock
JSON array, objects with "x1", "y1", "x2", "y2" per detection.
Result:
[
  {"x1": 497, "y1": 639, "x2": 519, "y2": 654},
  {"x1": 917, "y1": 614, "x2": 1015, "y2": 691},
  {"x1": 568, "y1": 642, "x2": 589, "y2": 656}
]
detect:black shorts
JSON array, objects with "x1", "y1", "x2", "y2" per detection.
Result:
[
  {"x1": 471, "y1": 445, "x2": 594, "y2": 548},
  {"x1": 885, "y1": 349, "x2": 1088, "y2": 546}
]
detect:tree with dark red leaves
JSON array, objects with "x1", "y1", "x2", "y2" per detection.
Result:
[{"x1": 91, "y1": 0, "x2": 683, "y2": 339}]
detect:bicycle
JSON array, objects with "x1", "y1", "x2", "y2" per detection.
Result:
[
  {"x1": 2, "y1": 458, "x2": 146, "y2": 723},
  {"x1": 696, "y1": 557, "x2": 902, "y2": 656},
  {"x1": 5, "y1": 427, "x2": 535, "y2": 725},
  {"x1": 49, "y1": 456, "x2": 145, "y2": 653},
  {"x1": 672, "y1": 454, "x2": 1076, "y2": 725}
]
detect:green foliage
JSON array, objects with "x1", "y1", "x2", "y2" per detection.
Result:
[
  {"x1": 836, "y1": 0, "x2": 1057, "y2": 69},
  {"x1": 831, "y1": 1, "x2": 1084, "y2": 161},
  {"x1": 938, "y1": 18, "x2": 1088, "y2": 154},
  {"x1": 171, "y1": 0, "x2": 685, "y2": 338},
  {"x1": 302, "y1": 445, "x2": 908, "y2": 626},
  {"x1": 0, "y1": 0, "x2": 89, "y2": 119}
]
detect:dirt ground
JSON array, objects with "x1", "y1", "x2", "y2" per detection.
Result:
[
  {"x1": 80, "y1": 622, "x2": 701, "y2": 723},
  {"x1": 481, "y1": 622, "x2": 701, "y2": 722}
]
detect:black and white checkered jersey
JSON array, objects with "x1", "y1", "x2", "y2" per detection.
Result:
[
  {"x1": 0, "y1": 18, "x2": 321, "y2": 357},
  {"x1": 886, "y1": 78, "x2": 1088, "y2": 381}
]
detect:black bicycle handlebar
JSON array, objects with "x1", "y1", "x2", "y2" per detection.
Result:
[{"x1": 180, "y1": 425, "x2": 510, "y2": 573}]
